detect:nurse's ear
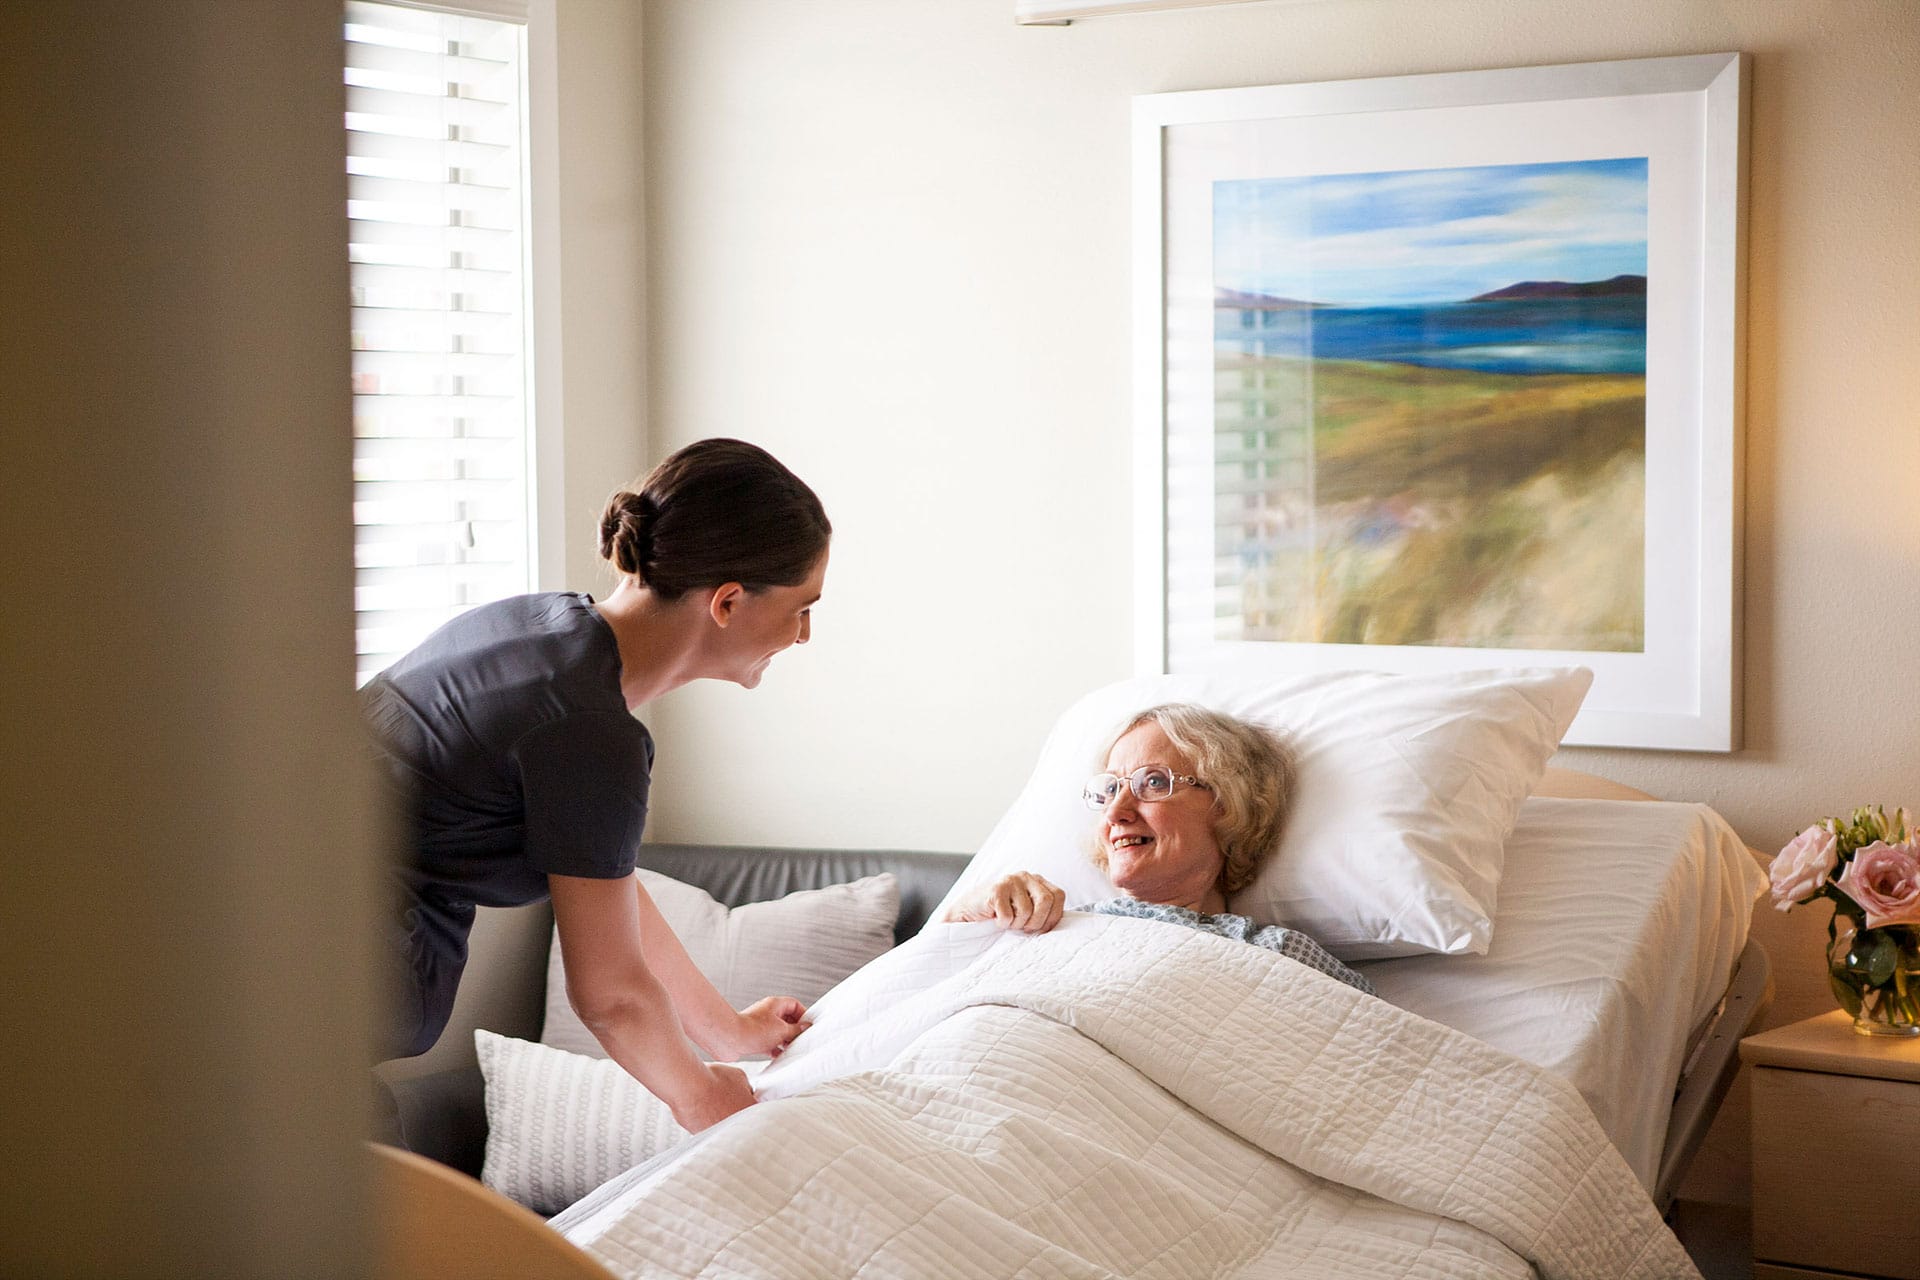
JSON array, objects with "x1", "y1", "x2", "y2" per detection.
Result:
[{"x1": 706, "y1": 582, "x2": 747, "y2": 628}]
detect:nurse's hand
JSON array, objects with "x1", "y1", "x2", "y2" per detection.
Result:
[
  {"x1": 674, "y1": 1062, "x2": 757, "y2": 1133},
  {"x1": 716, "y1": 996, "x2": 811, "y2": 1061},
  {"x1": 943, "y1": 872, "x2": 1066, "y2": 934}
]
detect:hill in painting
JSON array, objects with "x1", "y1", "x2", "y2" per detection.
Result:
[{"x1": 1468, "y1": 274, "x2": 1647, "y2": 302}]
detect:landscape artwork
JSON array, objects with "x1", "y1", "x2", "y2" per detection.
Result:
[{"x1": 1211, "y1": 156, "x2": 1649, "y2": 651}]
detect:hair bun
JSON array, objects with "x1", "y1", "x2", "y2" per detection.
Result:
[{"x1": 598, "y1": 490, "x2": 658, "y2": 579}]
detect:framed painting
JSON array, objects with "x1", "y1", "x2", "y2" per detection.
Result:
[{"x1": 1132, "y1": 53, "x2": 1747, "y2": 750}]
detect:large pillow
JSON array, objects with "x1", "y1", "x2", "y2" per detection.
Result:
[
  {"x1": 477, "y1": 1029, "x2": 709, "y2": 1214},
  {"x1": 542, "y1": 869, "x2": 899, "y2": 1058},
  {"x1": 933, "y1": 667, "x2": 1591, "y2": 960}
]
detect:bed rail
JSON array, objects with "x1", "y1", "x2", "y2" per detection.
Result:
[{"x1": 1652, "y1": 936, "x2": 1773, "y2": 1215}]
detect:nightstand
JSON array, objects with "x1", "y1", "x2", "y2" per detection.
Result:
[{"x1": 1742, "y1": 1011, "x2": 1920, "y2": 1280}]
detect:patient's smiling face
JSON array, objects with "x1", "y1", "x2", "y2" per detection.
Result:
[{"x1": 1099, "y1": 723, "x2": 1227, "y2": 913}]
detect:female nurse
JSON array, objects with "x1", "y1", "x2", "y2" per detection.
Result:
[{"x1": 362, "y1": 437, "x2": 829, "y2": 1134}]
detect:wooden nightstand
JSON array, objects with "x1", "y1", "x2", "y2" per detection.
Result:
[{"x1": 1742, "y1": 1011, "x2": 1920, "y2": 1280}]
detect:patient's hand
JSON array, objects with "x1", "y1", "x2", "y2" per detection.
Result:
[
  {"x1": 943, "y1": 872, "x2": 1066, "y2": 934},
  {"x1": 715, "y1": 996, "x2": 811, "y2": 1061}
]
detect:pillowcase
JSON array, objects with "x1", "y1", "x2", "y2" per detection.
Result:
[
  {"x1": 933, "y1": 666, "x2": 1591, "y2": 960},
  {"x1": 542, "y1": 869, "x2": 900, "y2": 1058},
  {"x1": 477, "y1": 1029, "x2": 703, "y2": 1214}
]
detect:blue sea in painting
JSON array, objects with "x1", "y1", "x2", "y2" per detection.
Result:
[{"x1": 1215, "y1": 295, "x2": 1647, "y2": 377}]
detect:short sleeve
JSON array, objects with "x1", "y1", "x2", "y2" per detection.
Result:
[{"x1": 508, "y1": 712, "x2": 654, "y2": 879}]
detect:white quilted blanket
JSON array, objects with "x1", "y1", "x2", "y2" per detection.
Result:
[{"x1": 562, "y1": 914, "x2": 1699, "y2": 1280}]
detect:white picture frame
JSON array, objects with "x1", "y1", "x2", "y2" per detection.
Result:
[
  {"x1": 1133, "y1": 54, "x2": 1748, "y2": 750},
  {"x1": 1017, "y1": 0, "x2": 1302, "y2": 23}
]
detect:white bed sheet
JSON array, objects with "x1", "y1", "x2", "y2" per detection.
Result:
[{"x1": 1357, "y1": 796, "x2": 1766, "y2": 1190}]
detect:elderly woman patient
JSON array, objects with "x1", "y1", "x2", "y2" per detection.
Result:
[{"x1": 946, "y1": 704, "x2": 1374, "y2": 996}]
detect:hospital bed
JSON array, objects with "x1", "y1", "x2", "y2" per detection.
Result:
[{"x1": 377, "y1": 767, "x2": 1770, "y2": 1276}]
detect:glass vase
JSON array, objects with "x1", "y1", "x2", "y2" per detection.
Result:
[{"x1": 1827, "y1": 916, "x2": 1920, "y2": 1036}]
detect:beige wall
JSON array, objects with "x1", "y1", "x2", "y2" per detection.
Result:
[
  {"x1": 638, "y1": 0, "x2": 1920, "y2": 869},
  {"x1": 535, "y1": 0, "x2": 652, "y2": 595},
  {"x1": 0, "y1": 3, "x2": 379, "y2": 1274}
]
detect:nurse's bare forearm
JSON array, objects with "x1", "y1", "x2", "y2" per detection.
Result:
[
  {"x1": 571, "y1": 961, "x2": 735, "y2": 1124},
  {"x1": 629, "y1": 875, "x2": 738, "y2": 1056}
]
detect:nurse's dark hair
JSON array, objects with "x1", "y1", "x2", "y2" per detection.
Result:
[{"x1": 598, "y1": 438, "x2": 830, "y2": 600}]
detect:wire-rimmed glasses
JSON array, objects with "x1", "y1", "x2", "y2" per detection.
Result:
[{"x1": 1082, "y1": 765, "x2": 1211, "y2": 811}]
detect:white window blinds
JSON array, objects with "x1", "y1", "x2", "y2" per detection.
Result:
[{"x1": 346, "y1": 0, "x2": 535, "y2": 685}]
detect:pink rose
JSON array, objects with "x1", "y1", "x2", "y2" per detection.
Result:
[
  {"x1": 1835, "y1": 841, "x2": 1920, "y2": 929},
  {"x1": 1769, "y1": 823, "x2": 1839, "y2": 911}
]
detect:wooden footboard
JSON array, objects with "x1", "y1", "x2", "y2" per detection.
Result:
[{"x1": 369, "y1": 1142, "x2": 615, "y2": 1280}]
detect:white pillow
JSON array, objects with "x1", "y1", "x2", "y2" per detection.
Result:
[
  {"x1": 542, "y1": 869, "x2": 900, "y2": 1058},
  {"x1": 934, "y1": 667, "x2": 1591, "y2": 960},
  {"x1": 476, "y1": 1029, "x2": 699, "y2": 1214}
]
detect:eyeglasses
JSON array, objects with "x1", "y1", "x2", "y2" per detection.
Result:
[{"x1": 1082, "y1": 765, "x2": 1211, "y2": 811}]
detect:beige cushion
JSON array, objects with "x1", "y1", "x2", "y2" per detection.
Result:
[{"x1": 540, "y1": 869, "x2": 900, "y2": 1059}]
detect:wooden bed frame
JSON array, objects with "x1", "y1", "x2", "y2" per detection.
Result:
[{"x1": 374, "y1": 766, "x2": 1772, "y2": 1263}]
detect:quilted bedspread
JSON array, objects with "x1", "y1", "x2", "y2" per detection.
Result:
[{"x1": 561, "y1": 914, "x2": 1699, "y2": 1280}]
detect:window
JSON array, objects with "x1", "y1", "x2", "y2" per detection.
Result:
[{"x1": 345, "y1": 0, "x2": 535, "y2": 684}]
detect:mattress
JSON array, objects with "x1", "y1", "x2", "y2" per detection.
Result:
[{"x1": 1357, "y1": 796, "x2": 1766, "y2": 1190}]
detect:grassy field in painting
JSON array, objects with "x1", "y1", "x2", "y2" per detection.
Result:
[{"x1": 1219, "y1": 354, "x2": 1646, "y2": 652}]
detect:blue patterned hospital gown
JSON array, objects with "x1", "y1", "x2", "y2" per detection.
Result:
[{"x1": 1083, "y1": 898, "x2": 1376, "y2": 996}]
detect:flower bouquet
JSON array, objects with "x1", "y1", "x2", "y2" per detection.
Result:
[{"x1": 1769, "y1": 805, "x2": 1920, "y2": 1035}]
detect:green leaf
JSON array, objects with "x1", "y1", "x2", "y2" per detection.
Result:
[{"x1": 1855, "y1": 929, "x2": 1899, "y2": 987}]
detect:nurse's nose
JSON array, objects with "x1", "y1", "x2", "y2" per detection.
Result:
[{"x1": 796, "y1": 612, "x2": 812, "y2": 645}]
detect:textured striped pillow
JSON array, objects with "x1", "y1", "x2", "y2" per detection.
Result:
[
  {"x1": 476, "y1": 1029, "x2": 701, "y2": 1214},
  {"x1": 541, "y1": 870, "x2": 900, "y2": 1059}
]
